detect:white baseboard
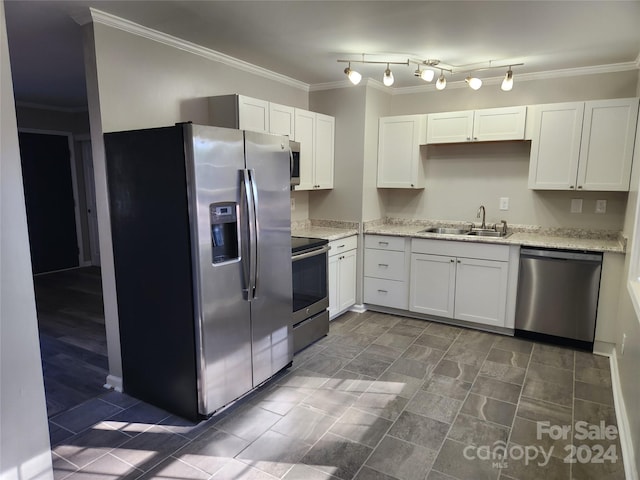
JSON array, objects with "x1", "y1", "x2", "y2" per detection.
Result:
[
  {"x1": 104, "y1": 374, "x2": 123, "y2": 392},
  {"x1": 608, "y1": 348, "x2": 638, "y2": 480},
  {"x1": 350, "y1": 304, "x2": 367, "y2": 314}
]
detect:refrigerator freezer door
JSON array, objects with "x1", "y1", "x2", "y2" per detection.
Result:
[
  {"x1": 186, "y1": 125, "x2": 253, "y2": 415},
  {"x1": 244, "y1": 130, "x2": 294, "y2": 386}
]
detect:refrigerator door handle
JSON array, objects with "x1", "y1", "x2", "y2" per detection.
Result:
[
  {"x1": 248, "y1": 169, "x2": 259, "y2": 299},
  {"x1": 241, "y1": 169, "x2": 258, "y2": 301}
]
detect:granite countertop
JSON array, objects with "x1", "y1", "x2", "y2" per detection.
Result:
[
  {"x1": 291, "y1": 220, "x2": 359, "y2": 242},
  {"x1": 364, "y1": 220, "x2": 626, "y2": 254}
]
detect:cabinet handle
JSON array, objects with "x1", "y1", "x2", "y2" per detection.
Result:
[
  {"x1": 377, "y1": 289, "x2": 388, "y2": 294},
  {"x1": 569, "y1": 185, "x2": 575, "y2": 189},
  {"x1": 378, "y1": 241, "x2": 389, "y2": 246},
  {"x1": 378, "y1": 263, "x2": 389, "y2": 268},
  {"x1": 577, "y1": 186, "x2": 583, "y2": 189},
  {"x1": 411, "y1": 184, "x2": 414, "y2": 187},
  {"x1": 450, "y1": 259, "x2": 455, "y2": 263},
  {"x1": 473, "y1": 137, "x2": 478, "y2": 140},
  {"x1": 337, "y1": 244, "x2": 345, "y2": 248},
  {"x1": 466, "y1": 137, "x2": 471, "y2": 141},
  {"x1": 457, "y1": 260, "x2": 461, "y2": 263}
]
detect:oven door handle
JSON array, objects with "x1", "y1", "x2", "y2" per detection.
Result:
[{"x1": 292, "y1": 244, "x2": 330, "y2": 262}]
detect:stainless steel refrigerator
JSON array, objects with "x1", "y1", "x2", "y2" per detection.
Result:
[{"x1": 104, "y1": 123, "x2": 293, "y2": 420}]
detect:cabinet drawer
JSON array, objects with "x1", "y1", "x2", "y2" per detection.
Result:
[
  {"x1": 329, "y1": 235, "x2": 358, "y2": 256},
  {"x1": 364, "y1": 249, "x2": 406, "y2": 280},
  {"x1": 364, "y1": 278, "x2": 408, "y2": 310},
  {"x1": 364, "y1": 234, "x2": 406, "y2": 251}
]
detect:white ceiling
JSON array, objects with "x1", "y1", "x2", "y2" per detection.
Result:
[{"x1": 5, "y1": 0, "x2": 640, "y2": 109}]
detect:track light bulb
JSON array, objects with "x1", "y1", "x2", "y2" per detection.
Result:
[
  {"x1": 344, "y1": 65, "x2": 362, "y2": 85},
  {"x1": 465, "y1": 76, "x2": 482, "y2": 90},
  {"x1": 501, "y1": 69, "x2": 513, "y2": 91},
  {"x1": 383, "y1": 65, "x2": 394, "y2": 86},
  {"x1": 436, "y1": 72, "x2": 446, "y2": 90},
  {"x1": 420, "y1": 69, "x2": 435, "y2": 82}
]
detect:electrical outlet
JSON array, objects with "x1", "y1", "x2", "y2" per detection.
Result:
[
  {"x1": 290, "y1": 197, "x2": 295, "y2": 211},
  {"x1": 499, "y1": 197, "x2": 509, "y2": 211},
  {"x1": 595, "y1": 199, "x2": 607, "y2": 214},
  {"x1": 621, "y1": 333, "x2": 627, "y2": 355},
  {"x1": 570, "y1": 198, "x2": 583, "y2": 213}
]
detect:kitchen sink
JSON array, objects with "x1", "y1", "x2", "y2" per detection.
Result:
[
  {"x1": 422, "y1": 227, "x2": 511, "y2": 238},
  {"x1": 421, "y1": 227, "x2": 471, "y2": 235}
]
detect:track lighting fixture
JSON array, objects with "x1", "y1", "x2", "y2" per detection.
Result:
[
  {"x1": 465, "y1": 76, "x2": 482, "y2": 90},
  {"x1": 436, "y1": 71, "x2": 447, "y2": 90},
  {"x1": 501, "y1": 68, "x2": 514, "y2": 91},
  {"x1": 337, "y1": 55, "x2": 522, "y2": 91},
  {"x1": 344, "y1": 62, "x2": 362, "y2": 85},
  {"x1": 383, "y1": 64, "x2": 394, "y2": 86}
]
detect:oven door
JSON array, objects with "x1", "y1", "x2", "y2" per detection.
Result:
[{"x1": 292, "y1": 244, "x2": 329, "y2": 325}]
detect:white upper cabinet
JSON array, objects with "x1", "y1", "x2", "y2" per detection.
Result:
[
  {"x1": 237, "y1": 95, "x2": 270, "y2": 133},
  {"x1": 269, "y1": 102, "x2": 295, "y2": 138},
  {"x1": 529, "y1": 98, "x2": 639, "y2": 191},
  {"x1": 473, "y1": 106, "x2": 527, "y2": 142},
  {"x1": 294, "y1": 109, "x2": 335, "y2": 190},
  {"x1": 377, "y1": 115, "x2": 427, "y2": 188},
  {"x1": 427, "y1": 106, "x2": 526, "y2": 144},
  {"x1": 578, "y1": 98, "x2": 639, "y2": 191},
  {"x1": 426, "y1": 110, "x2": 473, "y2": 144}
]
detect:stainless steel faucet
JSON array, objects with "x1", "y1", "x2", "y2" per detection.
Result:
[{"x1": 477, "y1": 205, "x2": 486, "y2": 229}]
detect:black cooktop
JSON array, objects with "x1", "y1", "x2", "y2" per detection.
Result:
[{"x1": 291, "y1": 236, "x2": 328, "y2": 254}]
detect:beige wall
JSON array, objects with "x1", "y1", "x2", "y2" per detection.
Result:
[
  {"x1": 308, "y1": 86, "x2": 367, "y2": 222},
  {"x1": 0, "y1": 2, "x2": 53, "y2": 478},
  {"x1": 362, "y1": 85, "x2": 392, "y2": 222},
  {"x1": 92, "y1": 23, "x2": 308, "y2": 133}
]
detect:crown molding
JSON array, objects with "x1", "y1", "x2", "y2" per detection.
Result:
[
  {"x1": 15, "y1": 101, "x2": 89, "y2": 113},
  {"x1": 86, "y1": 8, "x2": 310, "y2": 93}
]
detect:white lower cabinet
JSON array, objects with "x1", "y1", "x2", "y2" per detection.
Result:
[
  {"x1": 328, "y1": 236, "x2": 357, "y2": 319},
  {"x1": 409, "y1": 239, "x2": 510, "y2": 328},
  {"x1": 364, "y1": 235, "x2": 410, "y2": 310}
]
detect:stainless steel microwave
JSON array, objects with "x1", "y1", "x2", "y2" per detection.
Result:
[{"x1": 289, "y1": 141, "x2": 300, "y2": 187}]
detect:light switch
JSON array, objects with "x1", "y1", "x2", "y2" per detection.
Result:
[
  {"x1": 595, "y1": 199, "x2": 607, "y2": 214},
  {"x1": 499, "y1": 197, "x2": 509, "y2": 211},
  {"x1": 570, "y1": 198, "x2": 583, "y2": 213}
]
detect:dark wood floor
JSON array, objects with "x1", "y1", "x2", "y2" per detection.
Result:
[{"x1": 33, "y1": 266, "x2": 108, "y2": 417}]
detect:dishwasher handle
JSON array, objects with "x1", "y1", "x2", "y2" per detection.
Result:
[{"x1": 520, "y1": 248, "x2": 602, "y2": 263}]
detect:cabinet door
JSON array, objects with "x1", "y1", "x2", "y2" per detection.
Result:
[
  {"x1": 577, "y1": 98, "x2": 639, "y2": 191},
  {"x1": 473, "y1": 106, "x2": 526, "y2": 141},
  {"x1": 314, "y1": 113, "x2": 335, "y2": 189},
  {"x1": 409, "y1": 253, "x2": 455, "y2": 317},
  {"x1": 338, "y1": 249, "x2": 357, "y2": 312},
  {"x1": 454, "y1": 258, "x2": 508, "y2": 327},
  {"x1": 528, "y1": 102, "x2": 584, "y2": 190},
  {"x1": 269, "y1": 103, "x2": 295, "y2": 138},
  {"x1": 238, "y1": 95, "x2": 269, "y2": 133},
  {"x1": 328, "y1": 253, "x2": 339, "y2": 318},
  {"x1": 377, "y1": 115, "x2": 427, "y2": 188},
  {"x1": 294, "y1": 109, "x2": 315, "y2": 190},
  {"x1": 426, "y1": 111, "x2": 474, "y2": 144}
]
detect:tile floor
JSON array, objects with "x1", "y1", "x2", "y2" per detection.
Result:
[{"x1": 49, "y1": 311, "x2": 625, "y2": 480}]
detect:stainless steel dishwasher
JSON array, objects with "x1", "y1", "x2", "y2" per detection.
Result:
[{"x1": 515, "y1": 247, "x2": 603, "y2": 351}]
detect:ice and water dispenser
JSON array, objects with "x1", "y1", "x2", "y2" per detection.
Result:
[{"x1": 210, "y1": 202, "x2": 238, "y2": 264}]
